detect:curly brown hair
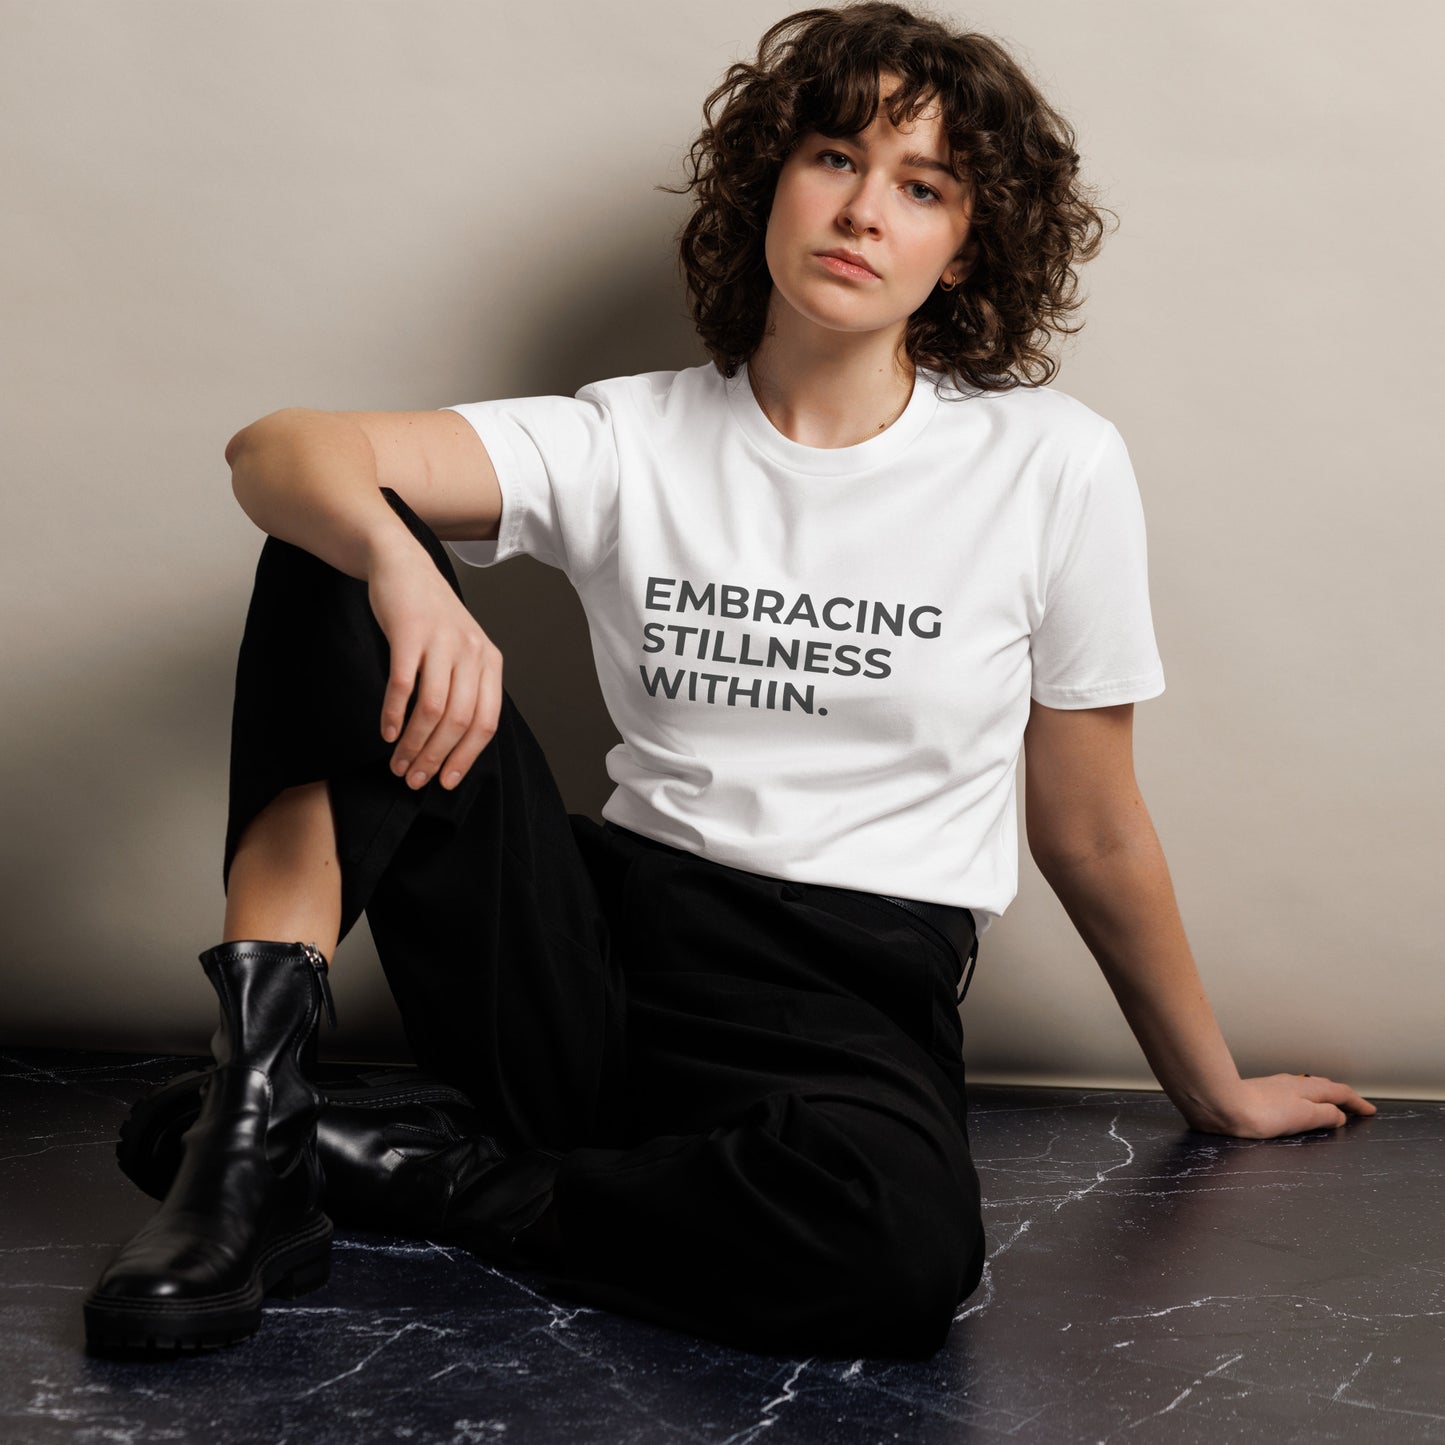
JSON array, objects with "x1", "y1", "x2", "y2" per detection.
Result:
[{"x1": 661, "y1": 1, "x2": 1116, "y2": 393}]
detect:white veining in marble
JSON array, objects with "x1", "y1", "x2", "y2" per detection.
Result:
[{"x1": 3, "y1": 1050, "x2": 1439, "y2": 1444}]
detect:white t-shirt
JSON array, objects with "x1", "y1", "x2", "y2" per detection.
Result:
[{"x1": 441, "y1": 361, "x2": 1165, "y2": 937}]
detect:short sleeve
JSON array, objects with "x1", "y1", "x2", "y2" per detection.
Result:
[
  {"x1": 438, "y1": 381, "x2": 621, "y2": 586},
  {"x1": 1029, "y1": 422, "x2": 1166, "y2": 708}
]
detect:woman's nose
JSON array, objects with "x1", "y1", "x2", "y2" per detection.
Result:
[
  {"x1": 838, "y1": 181, "x2": 885, "y2": 236},
  {"x1": 832, "y1": 173, "x2": 884, "y2": 235},
  {"x1": 839, "y1": 202, "x2": 882, "y2": 236}
]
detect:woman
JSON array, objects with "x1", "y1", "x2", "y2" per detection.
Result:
[{"x1": 84, "y1": 1, "x2": 1375, "y2": 1360}]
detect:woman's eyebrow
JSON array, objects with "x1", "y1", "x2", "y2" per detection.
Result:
[{"x1": 901, "y1": 153, "x2": 958, "y2": 178}]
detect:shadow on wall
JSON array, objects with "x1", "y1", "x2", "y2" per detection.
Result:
[
  {"x1": 0, "y1": 535, "x2": 618, "y2": 1064},
  {"x1": 487, "y1": 242, "x2": 708, "y2": 409},
  {"x1": 2, "y1": 255, "x2": 705, "y2": 1061}
]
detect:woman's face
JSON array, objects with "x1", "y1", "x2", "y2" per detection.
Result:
[{"x1": 763, "y1": 74, "x2": 974, "y2": 346}]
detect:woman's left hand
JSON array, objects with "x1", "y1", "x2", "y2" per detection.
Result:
[{"x1": 1185, "y1": 1073, "x2": 1378, "y2": 1139}]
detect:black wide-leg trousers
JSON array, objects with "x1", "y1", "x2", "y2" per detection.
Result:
[{"x1": 222, "y1": 486, "x2": 987, "y2": 1358}]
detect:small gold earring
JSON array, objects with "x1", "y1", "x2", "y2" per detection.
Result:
[{"x1": 939, "y1": 274, "x2": 959, "y2": 292}]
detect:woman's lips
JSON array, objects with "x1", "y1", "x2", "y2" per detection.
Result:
[{"x1": 815, "y1": 253, "x2": 880, "y2": 281}]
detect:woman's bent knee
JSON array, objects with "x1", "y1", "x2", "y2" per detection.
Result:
[
  {"x1": 843, "y1": 1195, "x2": 983, "y2": 1354},
  {"x1": 748, "y1": 1174, "x2": 984, "y2": 1357}
]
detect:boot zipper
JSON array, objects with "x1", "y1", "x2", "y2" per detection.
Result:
[{"x1": 300, "y1": 941, "x2": 338, "y2": 1030}]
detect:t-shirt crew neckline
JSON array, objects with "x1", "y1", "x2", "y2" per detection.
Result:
[{"x1": 723, "y1": 361, "x2": 939, "y2": 476}]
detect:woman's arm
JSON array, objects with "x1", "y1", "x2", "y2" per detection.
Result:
[
  {"x1": 1023, "y1": 700, "x2": 1377, "y2": 1138},
  {"x1": 225, "y1": 407, "x2": 501, "y2": 580},
  {"x1": 224, "y1": 408, "x2": 510, "y2": 793}
]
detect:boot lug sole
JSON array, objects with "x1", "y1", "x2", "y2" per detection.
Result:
[{"x1": 82, "y1": 1211, "x2": 333, "y2": 1354}]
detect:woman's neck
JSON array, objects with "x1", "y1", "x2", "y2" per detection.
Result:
[{"x1": 746, "y1": 320, "x2": 915, "y2": 450}]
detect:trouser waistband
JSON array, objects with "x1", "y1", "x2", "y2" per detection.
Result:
[
  {"x1": 600, "y1": 822, "x2": 981, "y2": 1005},
  {"x1": 875, "y1": 895, "x2": 980, "y2": 1005}
]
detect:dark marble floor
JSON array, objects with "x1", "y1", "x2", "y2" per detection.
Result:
[{"x1": 2, "y1": 1047, "x2": 1440, "y2": 1445}]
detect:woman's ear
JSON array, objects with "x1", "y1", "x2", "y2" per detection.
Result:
[{"x1": 952, "y1": 236, "x2": 980, "y2": 282}]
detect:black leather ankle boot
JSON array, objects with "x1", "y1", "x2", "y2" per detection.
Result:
[
  {"x1": 116, "y1": 1066, "x2": 490, "y2": 1232},
  {"x1": 406, "y1": 1136, "x2": 564, "y2": 1266},
  {"x1": 113, "y1": 1064, "x2": 562, "y2": 1266},
  {"x1": 83, "y1": 938, "x2": 338, "y2": 1353}
]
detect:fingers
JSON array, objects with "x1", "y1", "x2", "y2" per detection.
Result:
[
  {"x1": 390, "y1": 648, "x2": 453, "y2": 787},
  {"x1": 381, "y1": 640, "x2": 422, "y2": 747},
  {"x1": 439, "y1": 649, "x2": 503, "y2": 790},
  {"x1": 387, "y1": 643, "x2": 501, "y2": 791},
  {"x1": 1199, "y1": 1075, "x2": 1377, "y2": 1139},
  {"x1": 1298, "y1": 1074, "x2": 1378, "y2": 1127},
  {"x1": 1316, "y1": 1079, "x2": 1378, "y2": 1119}
]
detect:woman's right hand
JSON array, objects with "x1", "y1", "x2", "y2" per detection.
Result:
[{"x1": 365, "y1": 545, "x2": 503, "y2": 791}]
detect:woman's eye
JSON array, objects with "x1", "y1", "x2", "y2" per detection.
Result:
[{"x1": 818, "y1": 151, "x2": 939, "y2": 204}]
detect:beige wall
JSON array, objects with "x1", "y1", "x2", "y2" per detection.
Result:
[{"x1": 3, "y1": 1, "x2": 1438, "y2": 1099}]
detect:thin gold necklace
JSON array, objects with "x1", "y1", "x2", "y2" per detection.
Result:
[{"x1": 749, "y1": 365, "x2": 913, "y2": 448}]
